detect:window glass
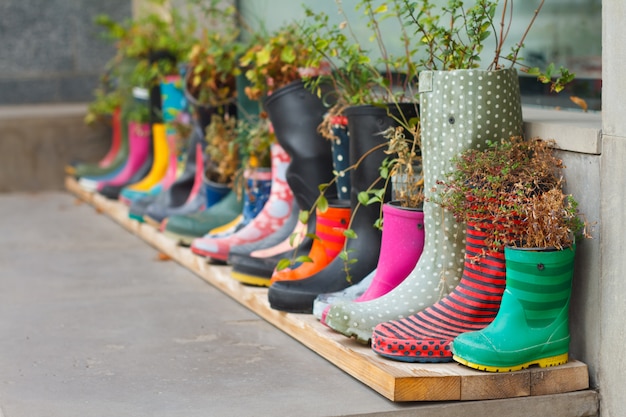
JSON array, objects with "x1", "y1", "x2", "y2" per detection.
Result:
[{"x1": 238, "y1": 0, "x2": 601, "y2": 111}]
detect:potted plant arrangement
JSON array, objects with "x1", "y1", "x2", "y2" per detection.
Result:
[
  {"x1": 370, "y1": 136, "x2": 587, "y2": 362},
  {"x1": 324, "y1": 0, "x2": 576, "y2": 344},
  {"x1": 444, "y1": 137, "x2": 589, "y2": 372}
]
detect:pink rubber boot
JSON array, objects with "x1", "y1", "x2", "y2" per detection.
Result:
[
  {"x1": 321, "y1": 202, "x2": 425, "y2": 323},
  {"x1": 191, "y1": 143, "x2": 294, "y2": 262},
  {"x1": 96, "y1": 121, "x2": 151, "y2": 191}
]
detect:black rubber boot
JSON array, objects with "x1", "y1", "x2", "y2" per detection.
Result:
[
  {"x1": 268, "y1": 103, "x2": 419, "y2": 313},
  {"x1": 227, "y1": 80, "x2": 336, "y2": 284},
  {"x1": 263, "y1": 79, "x2": 337, "y2": 208}
]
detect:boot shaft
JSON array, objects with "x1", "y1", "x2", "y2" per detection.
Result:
[
  {"x1": 263, "y1": 80, "x2": 336, "y2": 211},
  {"x1": 504, "y1": 245, "x2": 576, "y2": 327}
]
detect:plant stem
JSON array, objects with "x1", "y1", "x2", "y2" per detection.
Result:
[{"x1": 510, "y1": 0, "x2": 545, "y2": 66}]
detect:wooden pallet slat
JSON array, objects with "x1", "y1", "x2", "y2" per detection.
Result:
[{"x1": 65, "y1": 176, "x2": 590, "y2": 402}]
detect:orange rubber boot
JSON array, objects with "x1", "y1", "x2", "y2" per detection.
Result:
[{"x1": 271, "y1": 203, "x2": 350, "y2": 284}]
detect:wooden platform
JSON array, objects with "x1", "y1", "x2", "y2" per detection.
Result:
[{"x1": 65, "y1": 176, "x2": 590, "y2": 402}]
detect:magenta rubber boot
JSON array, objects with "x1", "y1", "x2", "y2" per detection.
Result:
[
  {"x1": 190, "y1": 143, "x2": 294, "y2": 262},
  {"x1": 96, "y1": 121, "x2": 151, "y2": 191},
  {"x1": 321, "y1": 202, "x2": 425, "y2": 324}
]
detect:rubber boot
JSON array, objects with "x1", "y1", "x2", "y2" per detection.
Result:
[
  {"x1": 227, "y1": 80, "x2": 336, "y2": 283},
  {"x1": 319, "y1": 203, "x2": 424, "y2": 324},
  {"x1": 325, "y1": 68, "x2": 523, "y2": 342},
  {"x1": 99, "y1": 148, "x2": 154, "y2": 200},
  {"x1": 95, "y1": 121, "x2": 151, "y2": 191},
  {"x1": 118, "y1": 74, "x2": 184, "y2": 205},
  {"x1": 162, "y1": 187, "x2": 243, "y2": 246},
  {"x1": 263, "y1": 79, "x2": 336, "y2": 209},
  {"x1": 330, "y1": 117, "x2": 351, "y2": 200},
  {"x1": 140, "y1": 83, "x2": 238, "y2": 223},
  {"x1": 68, "y1": 107, "x2": 124, "y2": 177},
  {"x1": 141, "y1": 126, "x2": 206, "y2": 225},
  {"x1": 312, "y1": 272, "x2": 375, "y2": 320},
  {"x1": 452, "y1": 245, "x2": 576, "y2": 372},
  {"x1": 371, "y1": 220, "x2": 507, "y2": 361},
  {"x1": 271, "y1": 202, "x2": 351, "y2": 283},
  {"x1": 229, "y1": 211, "x2": 310, "y2": 287},
  {"x1": 354, "y1": 203, "x2": 425, "y2": 301},
  {"x1": 268, "y1": 102, "x2": 419, "y2": 313},
  {"x1": 320, "y1": 203, "x2": 424, "y2": 324},
  {"x1": 149, "y1": 75, "x2": 187, "y2": 200},
  {"x1": 204, "y1": 168, "x2": 272, "y2": 238},
  {"x1": 119, "y1": 123, "x2": 171, "y2": 205},
  {"x1": 190, "y1": 144, "x2": 293, "y2": 262}
]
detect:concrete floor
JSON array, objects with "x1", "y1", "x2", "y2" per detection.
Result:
[
  {"x1": 0, "y1": 192, "x2": 599, "y2": 417},
  {"x1": 0, "y1": 192, "x2": 418, "y2": 417}
]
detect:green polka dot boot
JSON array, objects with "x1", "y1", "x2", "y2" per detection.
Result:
[{"x1": 325, "y1": 69, "x2": 524, "y2": 344}]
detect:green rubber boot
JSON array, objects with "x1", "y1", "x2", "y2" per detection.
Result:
[
  {"x1": 452, "y1": 245, "x2": 576, "y2": 372},
  {"x1": 163, "y1": 188, "x2": 243, "y2": 246},
  {"x1": 325, "y1": 69, "x2": 523, "y2": 343}
]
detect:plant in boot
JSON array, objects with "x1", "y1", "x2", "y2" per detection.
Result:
[
  {"x1": 432, "y1": 136, "x2": 566, "y2": 250},
  {"x1": 324, "y1": 0, "x2": 576, "y2": 342},
  {"x1": 451, "y1": 192, "x2": 590, "y2": 372},
  {"x1": 420, "y1": 136, "x2": 592, "y2": 371},
  {"x1": 240, "y1": 24, "x2": 320, "y2": 102},
  {"x1": 274, "y1": 0, "x2": 423, "y2": 272},
  {"x1": 204, "y1": 113, "x2": 240, "y2": 187},
  {"x1": 185, "y1": 29, "x2": 243, "y2": 109},
  {"x1": 369, "y1": 136, "x2": 578, "y2": 361}
]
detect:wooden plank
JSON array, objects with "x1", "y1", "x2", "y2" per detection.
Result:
[{"x1": 65, "y1": 176, "x2": 590, "y2": 402}]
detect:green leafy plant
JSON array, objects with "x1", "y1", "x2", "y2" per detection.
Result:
[
  {"x1": 276, "y1": 0, "x2": 425, "y2": 278},
  {"x1": 186, "y1": 30, "x2": 243, "y2": 107},
  {"x1": 86, "y1": 1, "x2": 197, "y2": 125},
  {"x1": 401, "y1": 0, "x2": 575, "y2": 92},
  {"x1": 235, "y1": 116, "x2": 275, "y2": 170},
  {"x1": 302, "y1": 0, "x2": 420, "y2": 109},
  {"x1": 204, "y1": 114, "x2": 240, "y2": 185},
  {"x1": 239, "y1": 24, "x2": 316, "y2": 101}
]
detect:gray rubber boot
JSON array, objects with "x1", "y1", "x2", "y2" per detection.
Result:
[{"x1": 325, "y1": 69, "x2": 523, "y2": 343}]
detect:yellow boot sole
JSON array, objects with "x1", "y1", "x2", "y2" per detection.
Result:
[
  {"x1": 453, "y1": 352, "x2": 569, "y2": 373},
  {"x1": 230, "y1": 270, "x2": 272, "y2": 287}
]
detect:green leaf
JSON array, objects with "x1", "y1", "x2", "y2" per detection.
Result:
[
  {"x1": 374, "y1": 4, "x2": 388, "y2": 14},
  {"x1": 275, "y1": 258, "x2": 292, "y2": 271},
  {"x1": 526, "y1": 67, "x2": 540, "y2": 76},
  {"x1": 256, "y1": 48, "x2": 271, "y2": 66},
  {"x1": 358, "y1": 191, "x2": 370, "y2": 206},
  {"x1": 280, "y1": 45, "x2": 296, "y2": 63},
  {"x1": 318, "y1": 196, "x2": 329, "y2": 212},
  {"x1": 298, "y1": 210, "x2": 309, "y2": 224},
  {"x1": 344, "y1": 229, "x2": 357, "y2": 239},
  {"x1": 305, "y1": 233, "x2": 320, "y2": 241},
  {"x1": 295, "y1": 255, "x2": 313, "y2": 264},
  {"x1": 288, "y1": 232, "x2": 299, "y2": 247}
]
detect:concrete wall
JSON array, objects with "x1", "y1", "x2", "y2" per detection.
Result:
[
  {"x1": 0, "y1": 0, "x2": 131, "y2": 105},
  {"x1": 599, "y1": 2, "x2": 626, "y2": 416}
]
